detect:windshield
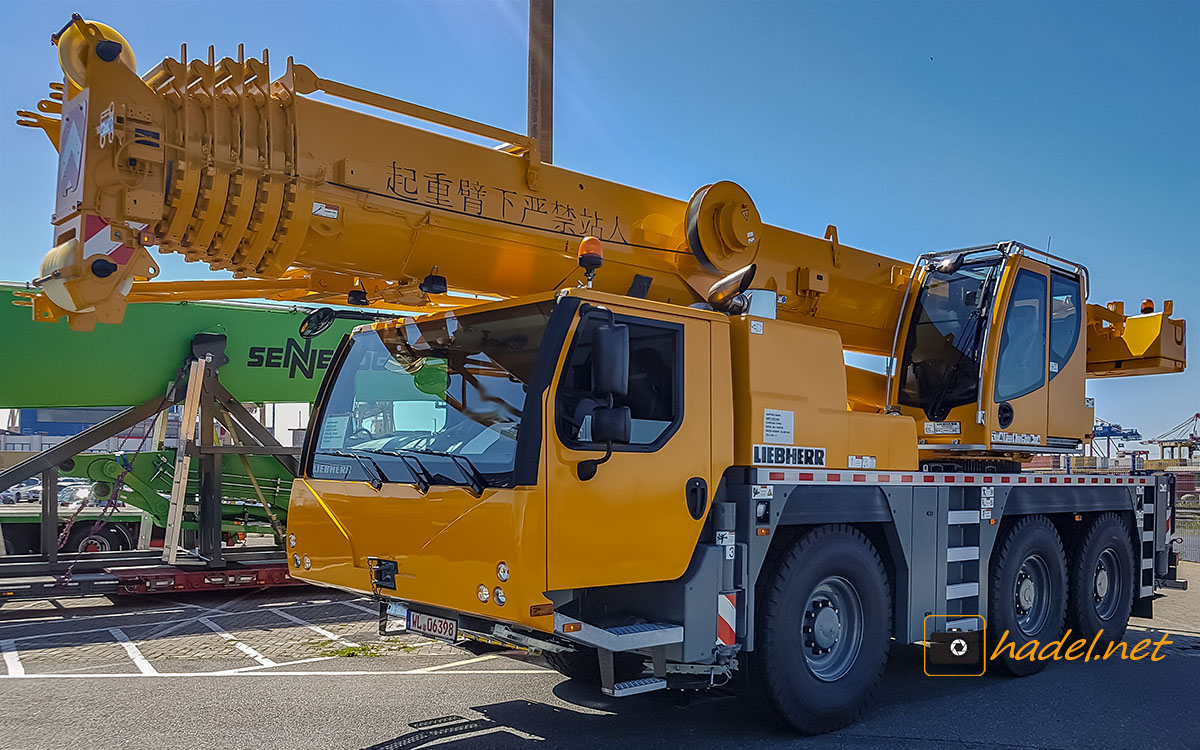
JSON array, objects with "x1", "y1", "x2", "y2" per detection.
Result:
[
  {"x1": 310, "y1": 301, "x2": 556, "y2": 489},
  {"x1": 898, "y1": 259, "x2": 1001, "y2": 421}
]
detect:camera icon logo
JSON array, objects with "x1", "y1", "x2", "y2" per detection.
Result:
[{"x1": 923, "y1": 615, "x2": 986, "y2": 677}]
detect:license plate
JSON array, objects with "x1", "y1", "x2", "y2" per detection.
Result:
[{"x1": 408, "y1": 609, "x2": 458, "y2": 642}]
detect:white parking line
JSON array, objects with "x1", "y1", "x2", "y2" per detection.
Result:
[
  {"x1": 338, "y1": 600, "x2": 379, "y2": 615},
  {"x1": 405, "y1": 654, "x2": 497, "y2": 673},
  {"x1": 267, "y1": 607, "x2": 360, "y2": 647},
  {"x1": 6, "y1": 600, "x2": 374, "y2": 643},
  {"x1": 198, "y1": 617, "x2": 276, "y2": 667},
  {"x1": 1, "y1": 639, "x2": 24, "y2": 677},
  {"x1": 109, "y1": 627, "x2": 157, "y2": 675},
  {"x1": 215, "y1": 655, "x2": 338, "y2": 674},
  {"x1": 0, "y1": 668, "x2": 554, "y2": 679},
  {"x1": 0, "y1": 606, "x2": 191, "y2": 631}
]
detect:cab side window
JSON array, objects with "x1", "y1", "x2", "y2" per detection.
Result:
[
  {"x1": 1049, "y1": 273, "x2": 1081, "y2": 381},
  {"x1": 994, "y1": 270, "x2": 1048, "y2": 402},
  {"x1": 556, "y1": 314, "x2": 683, "y2": 451}
]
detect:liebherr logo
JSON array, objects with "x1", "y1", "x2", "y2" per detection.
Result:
[
  {"x1": 753, "y1": 444, "x2": 826, "y2": 468},
  {"x1": 247, "y1": 338, "x2": 336, "y2": 379}
]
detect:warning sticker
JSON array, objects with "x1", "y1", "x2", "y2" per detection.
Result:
[
  {"x1": 981, "y1": 496, "x2": 994, "y2": 509},
  {"x1": 763, "y1": 409, "x2": 794, "y2": 444},
  {"x1": 848, "y1": 455, "x2": 877, "y2": 469},
  {"x1": 318, "y1": 415, "x2": 349, "y2": 449},
  {"x1": 981, "y1": 508, "x2": 993, "y2": 520},
  {"x1": 924, "y1": 421, "x2": 961, "y2": 435},
  {"x1": 312, "y1": 201, "x2": 340, "y2": 219},
  {"x1": 716, "y1": 531, "x2": 735, "y2": 546},
  {"x1": 751, "y1": 485, "x2": 774, "y2": 500}
]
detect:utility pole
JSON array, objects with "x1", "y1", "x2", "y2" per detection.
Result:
[{"x1": 528, "y1": 0, "x2": 553, "y2": 163}]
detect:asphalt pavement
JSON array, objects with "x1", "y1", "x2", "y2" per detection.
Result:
[{"x1": 1, "y1": 564, "x2": 1197, "y2": 750}]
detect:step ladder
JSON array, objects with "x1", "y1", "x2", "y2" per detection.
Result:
[
  {"x1": 554, "y1": 614, "x2": 682, "y2": 696},
  {"x1": 944, "y1": 491, "x2": 984, "y2": 631}
]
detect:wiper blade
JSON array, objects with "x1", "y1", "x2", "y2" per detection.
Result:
[
  {"x1": 358, "y1": 448, "x2": 432, "y2": 493},
  {"x1": 321, "y1": 450, "x2": 386, "y2": 491},
  {"x1": 398, "y1": 447, "x2": 488, "y2": 496}
]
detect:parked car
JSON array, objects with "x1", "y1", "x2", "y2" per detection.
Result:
[
  {"x1": 1, "y1": 479, "x2": 41, "y2": 504},
  {"x1": 58, "y1": 484, "x2": 93, "y2": 507}
]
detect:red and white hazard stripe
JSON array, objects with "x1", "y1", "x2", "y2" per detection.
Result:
[
  {"x1": 716, "y1": 592, "x2": 737, "y2": 646},
  {"x1": 81, "y1": 215, "x2": 146, "y2": 266},
  {"x1": 754, "y1": 469, "x2": 1151, "y2": 486}
]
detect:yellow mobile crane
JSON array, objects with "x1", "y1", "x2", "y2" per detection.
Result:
[{"x1": 17, "y1": 16, "x2": 1188, "y2": 734}]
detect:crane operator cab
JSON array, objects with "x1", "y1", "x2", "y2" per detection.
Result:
[
  {"x1": 889, "y1": 241, "x2": 1091, "y2": 465},
  {"x1": 289, "y1": 289, "x2": 729, "y2": 629}
]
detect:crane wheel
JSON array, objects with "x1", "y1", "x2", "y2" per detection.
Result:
[
  {"x1": 1066, "y1": 513, "x2": 1135, "y2": 646},
  {"x1": 986, "y1": 515, "x2": 1068, "y2": 676},
  {"x1": 745, "y1": 524, "x2": 891, "y2": 735}
]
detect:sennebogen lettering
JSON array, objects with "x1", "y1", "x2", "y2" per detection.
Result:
[{"x1": 247, "y1": 338, "x2": 336, "y2": 379}]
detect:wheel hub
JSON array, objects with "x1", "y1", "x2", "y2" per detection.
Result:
[
  {"x1": 1094, "y1": 566, "x2": 1110, "y2": 600},
  {"x1": 801, "y1": 576, "x2": 864, "y2": 682},
  {"x1": 1093, "y1": 547, "x2": 1123, "y2": 619},
  {"x1": 812, "y1": 605, "x2": 841, "y2": 649},
  {"x1": 1013, "y1": 554, "x2": 1052, "y2": 636},
  {"x1": 1017, "y1": 574, "x2": 1036, "y2": 611}
]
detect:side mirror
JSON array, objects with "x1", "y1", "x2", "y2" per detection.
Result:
[
  {"x1": 591, "y1": 322, "x2": 629, "y2": 396},
  {"x1": 590, "y1": 405, "x2": 631, "y2": 445},
  {"x1": 577, "y1": 400, "x2": 632, "y2": 481},
  {"x1": 299, "y1": 307, "x2": 336, "y2": 339}
]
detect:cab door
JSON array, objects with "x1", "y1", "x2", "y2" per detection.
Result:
[
  {"x1": 1045, "y1": 271, "x2": 1089, "y2": 446},
  {"x1": 544, "y1": 307, "x2": 712, "y2": 591},
  {"x1": 987, "y1": 261, "x2": 1049, "y2": 449}
]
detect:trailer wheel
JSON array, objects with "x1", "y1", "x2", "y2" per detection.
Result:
[
  {"x1": 1067, "y1": 513, "x2": 1134, "y2": 645},
  {"x1": 987, "y1": 515, "x2": 1067, "y2": 676},
  {"x1": 65, "y1": 525, "x2": 128, "y2": 553},
  {"x1": 543, "y1": 646, "x2": 645, "y2": 686},
  {"x1": 747, "y1": 525, "x2": 891, "y2": 735}
]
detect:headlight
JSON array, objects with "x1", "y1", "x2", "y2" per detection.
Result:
[
  {"x1": 477, "y1": 585, "x2": 490, "y2": 603},
  {"x1": 493, "y1": 587, "x2": 506, "y2": 606},
  {"x1": 288, "y1": 533, "x2": 296, "y2": 548},
  {"x1": 302, "y1": 555, "x2": 311, "y2": 570},
  {"x1": 292, "y1": 554, "x2": 301, "y2": 568},
  {"x1": 496, "y1": 562, "x2": 510, "y2": 582}
]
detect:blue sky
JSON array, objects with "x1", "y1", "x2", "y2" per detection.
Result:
[{"x1": 1, "y1": 0, "x2": 1196, "y2": 445}]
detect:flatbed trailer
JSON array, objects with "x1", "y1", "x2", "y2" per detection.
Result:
[{"x1": 0, "y1": 548, "x2": 298, "y2": 601}]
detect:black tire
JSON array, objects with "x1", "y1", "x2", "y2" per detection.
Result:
[
  {"x1": 544, "y1": 647, "x2": 645, "y2": 686},
  {"x1": 746, "y1": 525, "x2": 891, "y2": 735},
  {"x1": 65, "y1": 524, "x2": 128, "y2": 553},
  {"x1": 987, "y1": 515, "x2": 1068, "y2": 676},
  {"x1": 1067, "y1": 513, "x2": 1135, "y2": 645}
]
